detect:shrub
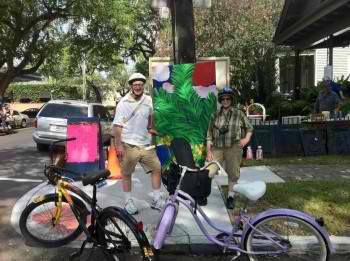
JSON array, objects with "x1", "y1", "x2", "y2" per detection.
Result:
[
  {"x1": 341, "y1": 99, "x2": 350, "y2": 115},
  {"x1": 6, "y1": 83, "x2": 81, "y2": 102},
  {"x1": 267, "y1": 93, "x2": 313, "y2": 119},
  {"x1": 335, "y1": 75, "x2": 350, "y2": 97},
  {"x1": 300, "y1": 85, "x2": 318, "y2": 104}
]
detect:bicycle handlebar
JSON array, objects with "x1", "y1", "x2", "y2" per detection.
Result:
[
  {"x1": 49, "y1": 137, "x2": 76, "y2": 164},
  {"x1": 51, "y1": 137, "x2": 76, "y2": 146},
  {"x1": 44, "y1": 165, "x2": 82, "y2": 184},
  {"x1": 44, "y1": 165, "x2": 110, "y2": 188},
  {"x1": 177, "y1": 160, "x2": 229, "y2": 177}
]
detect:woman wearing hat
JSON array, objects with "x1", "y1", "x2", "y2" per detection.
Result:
[{"x1": 206, "y1": 87, "x2": 253, "y2": 209}]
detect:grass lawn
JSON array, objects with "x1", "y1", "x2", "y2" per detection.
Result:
[
  {"x1": 222, "y1": 179, "x2": 350, "y2": 236},
  {"x1": 242, "y1": 154, "x2": 350, "y2": 167}
]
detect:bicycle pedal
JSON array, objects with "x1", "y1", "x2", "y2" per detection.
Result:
[
  {"x1": 215, "y1": 232, "x2": 230, "y2": 241},
  {"x1": 230, "y1": 252, "x2": 241, "y2": 261}
]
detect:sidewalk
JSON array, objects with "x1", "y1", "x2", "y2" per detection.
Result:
[
  {"x1": 11, "y1": 164, "x2": 350, "y2": 254},
  {"x1": 12, "y1": 165, "x2": 234, "y2": 248}
]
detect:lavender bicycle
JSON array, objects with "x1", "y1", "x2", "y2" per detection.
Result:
[{"x1": 153, "y1": 138, "x2": 333, "y2": 261}]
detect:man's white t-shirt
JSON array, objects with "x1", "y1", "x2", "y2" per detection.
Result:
[{"x1": 113, "y1": 93, "x2": 153, "y2": 146}]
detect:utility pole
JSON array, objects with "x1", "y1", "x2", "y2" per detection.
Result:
[
  {"x1": 169, "y1": 0, "x2": 196, "y2": 64},
  {"x1": 294, "y1": 50, "x2": 301, "y2": 100},
  {"x1": 82, "y1": 58, "x2": 87, "y2": 101}
]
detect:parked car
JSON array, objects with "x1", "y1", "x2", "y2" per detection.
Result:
[
  {"x1": 6, "y1": 110, "x2": 30, "y2": 128},
  {"x1": 33, "y1": 100, "x2": 112, "y2": 151},
  {"x1": 21, "y1": 107, "x2": 40, "y2": 118}
]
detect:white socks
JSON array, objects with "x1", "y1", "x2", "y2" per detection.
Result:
[
  {"x1": 125, "y1": 190, "x2": 161, "y2": 202},
  {"x1": 153, "y1": 189, "x2": 161, "y2": 201},
  {"x1": 124, "y1": 192, "x2": 132, "y2": 202}
]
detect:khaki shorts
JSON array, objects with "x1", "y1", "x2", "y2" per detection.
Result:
[
  {"x1": 207, "y1": 143, "x2": 242, "y2": 182},
  {"x1": 121, "y1": 143, "x2": 161, "y2": 176}
]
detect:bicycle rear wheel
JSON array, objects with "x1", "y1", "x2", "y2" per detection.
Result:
[
  {"x1": 97, "y1": 208, "x2": 155, "y2": 261},
  {"x1": 244, "y1": 215, "x2": 329, "y2": 261},
  {"x1": 19, "y1": 194, "x2": 87, "y2": 248}
]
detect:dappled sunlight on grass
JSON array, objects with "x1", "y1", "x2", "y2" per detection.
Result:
[{"x1": 222, "y1": 179, "x2": 350, "y2": 235}]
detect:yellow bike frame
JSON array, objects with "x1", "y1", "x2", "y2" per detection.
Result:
[
  {"x1": 32, "y1": 179, "x2": 76, "y2": 226},
  {"x1": 54, "y1": 180, "x2": 76, "y2": 225}
]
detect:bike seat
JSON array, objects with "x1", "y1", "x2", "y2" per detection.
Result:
[
  {"x1": 82, "y1": 169, "x2": 111, "y2": 186},
  {"x1": 233, "y1": 181, "x2": 266, "y2": 201}
]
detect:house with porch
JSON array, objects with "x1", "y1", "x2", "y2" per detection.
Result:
[
  {"x1": 277, "y1": 47, "x2": 350, "y2": 94},
  {"x1": 274, "y1": 0, "x2": 350, "y2": 96}
]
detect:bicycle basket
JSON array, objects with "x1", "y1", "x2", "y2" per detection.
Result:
[
  {"x1": 161, "y1": 162, "x2": 212, "y2": 199},
  {"x1": 180, "y1": 169, "x2": 211, "y2": 199}
]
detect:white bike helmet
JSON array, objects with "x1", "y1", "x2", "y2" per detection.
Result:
[{"x1": 128, "y1": 73, "x2": 147, "y2": 84}]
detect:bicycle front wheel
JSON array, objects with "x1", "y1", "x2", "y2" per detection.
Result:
[
  {"x1": 244, "y1": 215, "x2": 329, "y2": 261},
  {"x1": 19, "y1": 194, "x2": 87, "y2": 248},
  {"x1": 97, "y1": 209, "x2": 155, "y2": 261},
  {"x1": 152, "y1": 205, "x2": 176, "y2": 250}
]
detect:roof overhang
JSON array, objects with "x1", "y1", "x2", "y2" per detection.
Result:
[
  {"x1": 308, "y1": 28, "x2": 350, "y2": 49},
  {"x1": 274, "y1": 0, "x2": 350, "y2": 50}
]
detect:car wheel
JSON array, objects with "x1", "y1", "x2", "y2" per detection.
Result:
[
  {"x1": 36, "y1": 143, "x2": 49, "y2": 152},
  {"x1": 21, "y1": 119, "x2": 27, "y2": 128}
]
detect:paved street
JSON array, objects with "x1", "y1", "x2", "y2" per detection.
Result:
[
  {"x1": 0, "y1": 128, "x2": 349, "y2": 260},
  {"x1": 0, "y1": 128, "x2": 248, "y2": 261}
]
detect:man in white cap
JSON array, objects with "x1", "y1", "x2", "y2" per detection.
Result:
[{"x1": 113, "y1": 72, "x2": 163, "y2": 215}]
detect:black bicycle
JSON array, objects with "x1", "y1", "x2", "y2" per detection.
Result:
[{"x1": 19, "y1": 139, "x2": 155, "y2": 261}]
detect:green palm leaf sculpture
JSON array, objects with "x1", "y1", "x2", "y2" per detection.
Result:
[{"x1": 154, "y1": 63, "x2": 217, "y2": 167}]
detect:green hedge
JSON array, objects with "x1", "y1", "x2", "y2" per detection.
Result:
[{"x1": 7, "y1": 83, "x2": 81, "y2": 102}]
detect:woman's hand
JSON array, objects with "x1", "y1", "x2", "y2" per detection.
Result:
[
  {"x1": 239, "y1": 137, "x2": 250, "y2": 148},
  {"x1": 206, "y1": 146, "x2": 213, "y2": 161}
]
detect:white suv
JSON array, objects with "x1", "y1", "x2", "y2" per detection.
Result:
[{"x1": 33, "y1": 100, "x2": 112, "y2": 151}]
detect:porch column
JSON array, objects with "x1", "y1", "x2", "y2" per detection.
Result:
[{"x1": 294, "y1": 50, "x2": 301, "y2": 100}]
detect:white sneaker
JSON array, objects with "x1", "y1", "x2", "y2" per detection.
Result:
[
  {"x1": 151, "y1": 198, "x2": 165, "y2": 211},
  {"x1": 124, "y1": 198, "x2": 138, "y2": 215}
]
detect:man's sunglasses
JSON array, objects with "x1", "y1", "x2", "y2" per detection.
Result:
[{"x1": 132, "y1": 83, "x2": 144, "y2": 87}]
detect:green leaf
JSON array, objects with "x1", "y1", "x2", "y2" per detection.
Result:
[{"x1": 154, "y1": 64, "x2": 217, "y2": 166}]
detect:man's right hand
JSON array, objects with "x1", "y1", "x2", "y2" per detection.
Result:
[{"x1": 116, "y1": 145, "x2": 124, "y2": 161}]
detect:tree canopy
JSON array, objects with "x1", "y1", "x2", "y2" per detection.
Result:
[
  {"x1": 154, "y1": 0, "x2": 284, "y2": 104},
  {"x1": 194, "y1": 0, "x2": 284, "y2": 103},
  {"x1": 0, "y1": 0, "x2": 160, "y2": 97}
]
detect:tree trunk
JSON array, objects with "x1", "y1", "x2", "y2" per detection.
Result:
[
  {"x1": 89, "y1": 81, "x2": 102, "y2": 103},
  {"x1": 0, "y1": 70, "x2": 16, "y2": 97},
  {"x1": 294, "y1": 50, "x2": 301, "y2": 100},
  {"x1": 170, "y1": 0, "x2": 196, "y2": 64}
]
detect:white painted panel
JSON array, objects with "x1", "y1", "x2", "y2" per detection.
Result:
[
  {"x1": 315, "y1": 49, "x2": 327, "y2": 85},
  {"x1": 333, "y1": 47, "x2": 350, "y2": 80},
  {"x1": 314, "y1": 47, "x2": 350, "y2": 84},
  {"x1": 149, "y1": 57, "x2": 230, "y2": 88}
]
